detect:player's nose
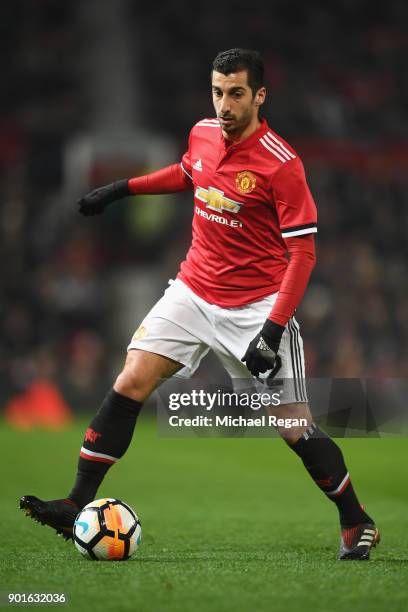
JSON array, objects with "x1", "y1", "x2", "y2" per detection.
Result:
[{"x1": 218, "y1": 95, "x2": 231, "y2": 114}]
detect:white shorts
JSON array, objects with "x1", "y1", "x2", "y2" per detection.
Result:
[{"x1": 128, "y1": 279, "x2": 307, "y2": 404}]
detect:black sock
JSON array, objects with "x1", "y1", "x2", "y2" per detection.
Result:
[
  {"x1": 289, "y1": 423, "x2": 373, "y2": 527},
  {"x1": 68, "y1": 389, "x2": 142, "y2": 508}
]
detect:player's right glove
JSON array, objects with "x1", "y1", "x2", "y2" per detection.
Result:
[{"x1": 78, "y1": 179, "x2": 130, "y2": 216}]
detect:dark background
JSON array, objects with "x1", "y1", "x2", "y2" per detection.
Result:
[{"x1": 1, "y1": 0, "x2": 407, "y2": 419}]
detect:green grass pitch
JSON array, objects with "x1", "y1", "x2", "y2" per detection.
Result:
[{"x1": 1, "y1": 415, "x2": 407, "y2": 612}]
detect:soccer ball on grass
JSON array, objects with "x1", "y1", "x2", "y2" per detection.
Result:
[{"x1": 73, "y1": 498, "x2": 141, "y2": 560}]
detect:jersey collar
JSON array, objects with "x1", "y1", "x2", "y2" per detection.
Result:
[{"x1": 221, "y1": 117, "x2": 269, "y2": 151}]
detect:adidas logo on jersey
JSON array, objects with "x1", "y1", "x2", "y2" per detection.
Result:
[{"x1": 193, "y1": 159, "x2": 202, "y2": 171}]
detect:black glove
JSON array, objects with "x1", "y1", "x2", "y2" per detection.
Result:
[
  {"x1": 78, "y1": 179, "x2": 130, "y2": 216},
  {"x1": 241, "y1": 319, "x2": 285, "y2": 378}
]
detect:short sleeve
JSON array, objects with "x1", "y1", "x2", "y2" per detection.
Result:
[
  {"x1": 180, "y1": 129, "x2": 193, "y2": 181},
  {"x1": 271, "y1": 158, "x2": 317, "y2": 238}
]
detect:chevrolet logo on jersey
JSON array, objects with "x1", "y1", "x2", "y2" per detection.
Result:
[{"x1": 195, "y1": 186, "x2": 243, "y2": 214}]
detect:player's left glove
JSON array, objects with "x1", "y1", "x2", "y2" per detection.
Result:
[{"x1": 241, "y1": 319, "x2": 284, "y2": 378}]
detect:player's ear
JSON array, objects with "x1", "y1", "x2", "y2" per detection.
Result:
[{"x1": 254, "y1": 87, "x2": 266, "y2": 107}]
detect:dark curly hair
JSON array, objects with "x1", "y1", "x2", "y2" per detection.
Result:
[{"x1": 212, "y1": 48, "x2": 264, "y2": 96}]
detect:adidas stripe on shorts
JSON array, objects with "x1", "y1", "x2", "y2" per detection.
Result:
[{"x1": 128, "y1": 278, "x2": 308, "y2": 405}]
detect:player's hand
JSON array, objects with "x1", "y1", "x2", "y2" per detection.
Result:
[
  {"x1": 78, "y1": 179, "x2": 130, "y2": 216},
  {"x1": 241, "y1": 319, "x2": 284, "y2": 378}
]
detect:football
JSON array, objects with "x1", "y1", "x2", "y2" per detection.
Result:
[{"x1": 73, "y1": 498, "x2": 141, "y2": 560}]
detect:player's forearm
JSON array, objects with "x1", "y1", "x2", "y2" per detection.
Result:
[
  {"x1": 78, "y1": 163, "x2": 192, "y2": 216},
  {"x1": 128, "y1": 163, "x2": 192, "y2": 195},
  {"x1": 268, "y1": 234, "x2": 316, "y2": 327}
]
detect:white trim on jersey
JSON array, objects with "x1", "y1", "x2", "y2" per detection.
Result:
[
  {"x1": 260, "y1": 137, "x2": 286, "y2": 162},
  {"x1": 263, "y1": 133, "x2": 293, "y2": 161},
  {"x1": 180, "y1": 162, "x2": 193, "y2": 181},
  {"x1": 266, "y1": 132, "x2": 296, "y2": 159},
  {"x1": 196, "y1": 123, "x2": 221, "y2": 128},
  {"x1": 281, "y1": 226, "x2": 317, "y2": 238},
  {"x1": 196, "y1": 118, "x2": 220, "y2": 127},
  {"x1": 259, "y1": 132, "x2": 296, "y2": 164}
]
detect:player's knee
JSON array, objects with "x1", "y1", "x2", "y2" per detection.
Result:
[
  {"x1": 268, "y1": 402, "x2": 311, "y2": 444},
  {"x1": 114, "y1": 366, "x2": 150, "y2": 402},
  {"x1": 278, "y1": 423, "x2": 308, "y2": 444}
]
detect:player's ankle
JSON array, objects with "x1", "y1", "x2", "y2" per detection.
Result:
[
  {"x1": 340, "y1": 510, "x2": 374, "y2": 528},
  {"x1": 66, "y1": 496, "x2": 83, "y2": 510}
]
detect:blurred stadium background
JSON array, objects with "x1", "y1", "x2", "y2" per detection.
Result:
[{"x1": 1, "y1": 0, "x2": 408, "y2": 425}]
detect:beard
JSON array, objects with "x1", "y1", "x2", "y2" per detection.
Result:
[{"x1": 218, "y1": 106, "x2": 254, "y2": 136}]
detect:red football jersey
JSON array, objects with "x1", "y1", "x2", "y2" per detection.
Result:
[{"x1": 177, "y1": 117, "x2": 317, "y2": 307}]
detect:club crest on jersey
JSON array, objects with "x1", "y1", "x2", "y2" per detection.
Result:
[
  {"x1": 235, "y1": 170, "x2": 256, "y2": 194},
  {"x1": 195, "y1": 186, "x2": 242, "y2": 214}
]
